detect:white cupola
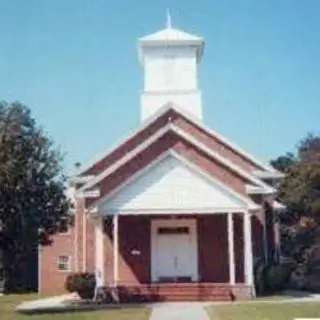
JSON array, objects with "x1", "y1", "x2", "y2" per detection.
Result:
[{"x1": 138, "y1": 12, "x2": 205, "y2": 122}]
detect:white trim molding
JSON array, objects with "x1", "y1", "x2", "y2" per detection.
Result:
[
  {"x1": 273, "y1": 200, "x2": 286, "y2": 211},
  {"x1": 171, "y1": 126, "x2": 276, "y2": 194},
  {"x1": 69, "y1": 175, "x2": 95, "y2": 185},
  {"x1": 253, "y1": 170, "x2": 284, "y2": 180},
  {"x1": 76, "y1": 189, "x2": 100, "y2": 199},
  {"x1": 75, "y1": 103, "x2": 281, "y2": 179},
  {"x1": 78, "y1": 124, "x2": 171, "y2": 194},
  {"x1": 78, "y1": 124, "x2": 275, "y2": 196},
  {"x1": 246, "y1": 185, "x2": 273, "y2": 195},
  {"x1": 90, "y1": 150, "x2": 260, "y2": 214}
]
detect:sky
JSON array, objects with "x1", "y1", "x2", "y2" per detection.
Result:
[{"x1": 0, "y1": 0, "x2": 319, "y2": 175}]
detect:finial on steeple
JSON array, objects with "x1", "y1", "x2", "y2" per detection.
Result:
[{"x1": 166, "y1": 9, "x2": 172, "y2": 29}]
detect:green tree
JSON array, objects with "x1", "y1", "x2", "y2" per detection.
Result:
[
  {"x1": 271, "y1": 133, "x2": 320, "y2": 289},
  {"x1": 0, "y1": 101, "x2": 70, "y2": 292},
  {"x1": 272, "y1": 134, "x2": 320, "y2": 220}
]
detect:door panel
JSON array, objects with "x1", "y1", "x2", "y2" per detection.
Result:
[{"x1": 155, "y1": 232, "x2": 193, "y2": 280}]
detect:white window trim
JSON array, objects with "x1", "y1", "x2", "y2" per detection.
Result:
[{"x1": 57, "y1": 255, "x2": 72, "y2": 272}]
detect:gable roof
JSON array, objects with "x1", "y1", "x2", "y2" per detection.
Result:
[
  {"x1": 77, "y1": 123, "x2": 275, "y2": 196},
  {"x1": 73, "y1": 103, "x2": 282, "y2": 181},
  {"x1": 89, "y1": 150, "x2": 260, "y2": 213}
]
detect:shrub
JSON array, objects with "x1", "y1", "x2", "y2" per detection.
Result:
[
  {"x1": 65, "y1": 272, "x2": 96, "y2": 299},
  {"x1": 265, "y1": 263, "x2": 292, "y2": 293},
  {"x1": 254, "y1": 259, "x2": 268, "y2": 295}
]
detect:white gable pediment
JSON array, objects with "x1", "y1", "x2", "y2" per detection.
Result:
[{"x1": 99, "y1": 153, "x2": 251, "y2": 215}]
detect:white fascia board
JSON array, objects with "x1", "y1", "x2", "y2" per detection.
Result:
[
  {"x1": 78, "y1": 124, "x2": 171, "y2": 193},
  {"x1": 167, "y1": 104, "x2": 282, "y2": 175},
  {"x1": 75, "y1": 102, "x2": 281, "y2": 179},
  {"x1": 74, "y1": 104, "x2": 175, "y2": 177},
  {"x1": 69, "y1": 175, "x2": 95, "y2": 184},
  {"x1": 246, "y1": 184, "x2": 274, "y2": 195},
  {"x1": 76, "y1": 189, "x2": 100, "y2": 199},
  {"x1": 273, "y1": 200, "x2": 286, "y2": 211},
  {"x1": 92, "y1": 149, "x2": 260, "y2": 213},
  {"x1": 253, "y1": 170, "x2": 285, "y2": 180},
  {"x1": 79, "y1": 123, "x2": 275, "y2": 195},
  {"x1": 171, "y1": 126, "x2": 276, "y2": 194}
]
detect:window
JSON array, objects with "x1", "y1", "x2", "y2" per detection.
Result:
[
  {"x1": 58, "y1": 218, "x2": 70, "y2": 234},
  {"x1": 57, "y1": 255, "x2": 71, "y2": 271}
]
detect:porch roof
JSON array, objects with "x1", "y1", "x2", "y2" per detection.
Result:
[{"x1": 89, "y1": 151, "x2": 260, "y2": 216}]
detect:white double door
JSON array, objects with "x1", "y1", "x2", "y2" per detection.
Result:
[{"x1": 151, "y1": 219, "x2": 198, "y2": 282}]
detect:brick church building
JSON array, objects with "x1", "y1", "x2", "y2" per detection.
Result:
[{"x1": 39, "y1": 16, "x2": 285, "y2": 301}]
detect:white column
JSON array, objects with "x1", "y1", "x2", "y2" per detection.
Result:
[
  {"x1": 95, "y1": 216, "x2": 105, "y2": 286},
  {"x1": 113, "y1": 214, "x2": 119, "y2": 287},
  {"x1": 82, "y1": 211, "x2": 87, "y2": 272},
  {"x1": 243, "y1": 211, "x2": 254, "y2": 286},
  {"x1": 227, "y1": 212, "x2": 235, "y2": 285}
]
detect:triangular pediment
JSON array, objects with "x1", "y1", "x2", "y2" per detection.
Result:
[{"x1": 100, "y1": 152, "x2": 253, "y2": 214}]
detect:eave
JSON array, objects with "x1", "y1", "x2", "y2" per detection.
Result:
[
  {"x1": 74, "y1": 103, "x2": 282, "y2": 180},
  {"x1": 77, "y1": 124, "x2": 275, "y2": 198}
]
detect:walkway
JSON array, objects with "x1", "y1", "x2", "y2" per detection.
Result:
[{"x1": 149, "y1": 302, "x2": 210, "y2": 320}]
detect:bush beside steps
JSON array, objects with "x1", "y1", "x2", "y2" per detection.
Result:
[
  {"x1": 254, "y1": 260, "x2": 294, "y2": 296},
  {"x1": 65, "y1": 272, "x2": 96, "y2": 300}
]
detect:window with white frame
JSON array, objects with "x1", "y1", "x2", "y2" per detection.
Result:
[{"x1": 57, "y1": 255, "x2": 71, "y2": 271}]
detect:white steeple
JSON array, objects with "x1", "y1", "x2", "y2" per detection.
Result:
[{"x1": 138, "y1": 13, "x2": 204, "y2": 122}]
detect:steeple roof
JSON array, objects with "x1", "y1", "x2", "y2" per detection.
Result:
[
  {"x1": 138, "y1": 11, "x2": 204, "y2": 63},
  {"x1": 138, "y1": 27, "x2": 203, "y2": 44}
]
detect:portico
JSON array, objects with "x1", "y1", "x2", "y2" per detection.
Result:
[{"x1": 93, "y1": 209, "x2": 254, "y2": 301}]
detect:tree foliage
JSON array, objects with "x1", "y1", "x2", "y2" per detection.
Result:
[
  {"x1": 271, "y1": 133, "x2": 320, "y2": 289},
  {"x1": 0, "y1": 101, "x2": 70, "y2": 292},
  {"x1": 271, "y1": 133, "x2": 320, "y2": 220}
]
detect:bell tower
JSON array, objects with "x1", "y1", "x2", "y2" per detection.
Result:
[{"x1": 138, "y1": 12, "x2": 204, "y2": 121}]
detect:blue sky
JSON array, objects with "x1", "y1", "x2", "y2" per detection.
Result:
[{"x1": 1, "y1": 0, "x2": 319, "y2": 174}]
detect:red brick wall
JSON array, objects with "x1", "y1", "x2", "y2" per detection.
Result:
[
  {"x1": 233, "y1": 214, "x2": 245, "y2": 283},
  {"x1": 81, "y1": 108, "x2": 264, "y2": 178},
  {"x1": 83, "y1": 110, "x2": 178, "y2": 176},
  {"x1": 118, "y1": 216, "x2": 151, "y2": 284},
  {"x1": 173, "y1": 116, "x2": 263, "y2": 173},
  {"x1": 174, "y1": 139, "x2": 249, "y2": 195},
  {"x1": 39, "y1": 230, "x2": 74, "y2": 295},
  {"x1": 102, "y1": 215, "x2": 236, "y2": 286},
  {"x1": 197, "y1": 215, "x2": 229, "y2": 283},
  {"x1": 39, "y1": 197, "x2": 97, "y2": 295},
  {"x1": 94, "y1": 132, "x2": 251, "y2": 203}
]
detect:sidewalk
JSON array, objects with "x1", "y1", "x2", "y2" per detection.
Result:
[{"x1": 149, "y1": 302, "x2": 210, "y2": 320}]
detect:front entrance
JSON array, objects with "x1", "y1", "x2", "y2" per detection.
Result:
[{"x1": 151, "y1": 219, "x2": 198, "y2": 282}]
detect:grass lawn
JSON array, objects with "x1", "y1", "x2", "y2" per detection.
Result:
[
  {"x1": 207, "y1": 301, "x2": 320, "y2": 320},
  {"x1": 0, "y1": 294, "x2": 150, "y2": 320}
]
